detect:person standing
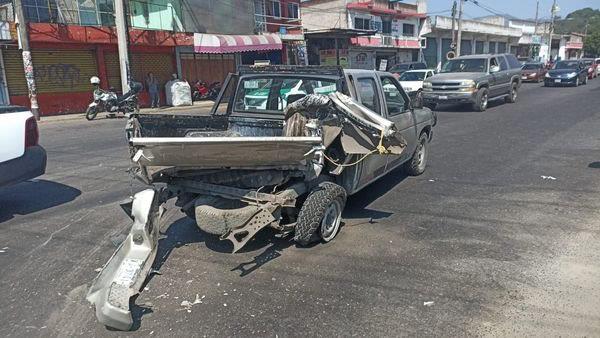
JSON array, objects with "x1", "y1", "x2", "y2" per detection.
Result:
[{"x1": 146, "y1": 72, "x2": 160, "y2": 108}]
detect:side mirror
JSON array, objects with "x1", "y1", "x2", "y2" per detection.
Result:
[{"x1": 490, "y1": 65, "x2": 500, "y2": 73}]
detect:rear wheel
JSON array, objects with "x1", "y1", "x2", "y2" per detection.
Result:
[
  {"x1": 505, "y1": 82, "x2": 518, "y2": 103},
  {"x1": 472, "y1": 87, "x2": 489, "y2": 112},
  {"x1": 294, "y1": 182, "x2": 347, "y2": 246},
  {"x1": 584, "y1": 76, "x2": 588, "y2": 85},
  {"x1": 85, "y1": 106, "x2": 99, "y2": 120},
  {"x1": 404, "y1": 132, "x2": 429, "y2": 176},
  {"x1": 575, "y1": 77, "x2": 580, "y2": 87}
]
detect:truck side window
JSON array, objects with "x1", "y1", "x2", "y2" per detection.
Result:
[
  {"x1": 499, "y1": 56, "x2": 508, "y2": 71},
  {"x1": 356, "y1": 78, "x2": 381, "y2": 115},
  {"x1": 380, "y1": 76, "x2": 406, "y2": 116},
  {"x1": 490, "y1": 57, "x2": 499, "y2": 71}
]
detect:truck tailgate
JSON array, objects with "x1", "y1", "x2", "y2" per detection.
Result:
[{"x1": 131, "y1": 136, "x2": 322, "y2": 168}]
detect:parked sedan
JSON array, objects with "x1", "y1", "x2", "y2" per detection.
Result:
[
  {"x1": 544, "y1": 60, "x2": 588, "y2": 87},
  {"x1": 521, "y1": 62, "x2": 547, "y2": 82},
  {"x1": 389, "y1": 61, "x2": 427, "y2": 78},
  {"x1": 595, "y1": 58, "x2": 600, "y2": 76},
  {"x1": 581, "y1": 58, "x2": 598, "y2": 79}
]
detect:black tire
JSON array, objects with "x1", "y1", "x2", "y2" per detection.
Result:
[
  {"x1": 574, "y1": 77, "x2": 580, "y2": 87},
  {"x1": 85, "y1": 106, "x2": 99, "y2": 120},
  {"x1": 505, "y1": 82, "x2": 518, "y2": 103},
  {"x1": 425, "y1": 102, "x2": 437, "y2": 110},
  {"x1": 194, "y1": 196, "x2": 258, "y2": 235},
  {"x1": 404, "y1": 132, "x2": 429, "y2": 176},
  {"x1": 584, "y1": 76, "x2": 588, "y2": 85},
  {"x1": 294, "y1": 182, "x2": 347, "y2": 246},
  {"x1": 472, "y1": 87, "x2": 489, "y2": 112}
]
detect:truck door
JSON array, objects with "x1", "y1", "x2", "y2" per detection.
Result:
[
  {"x1": 353, "y1": 76, "x2": 389, "y2": 186},
  {"x1": 497, "y1": 55, "x2": 511, "y2": 95},
  {"x1": 488, "y1": 57, "x2": 502, "y2": 97},
  {"x1": 379, "y1": 75, "x2": 418, "y2": 171}
]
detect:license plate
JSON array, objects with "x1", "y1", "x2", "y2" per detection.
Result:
[
  {"x1": 114, "y1": 258, "x2": 143, "y2": 287},
  {"x1": 554, "y1": 79, "x2": 561, "y2": 83},
  {"x1": 522, "y1": 76, "x2": 527, "y2": 80},
  {"x1": 438, "y1": 95, "x2": 448, "y2": 100}
]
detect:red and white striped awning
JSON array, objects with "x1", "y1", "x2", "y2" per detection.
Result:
[{"x1": 194, "y1": 33, "x2": 282, "y2": 54}]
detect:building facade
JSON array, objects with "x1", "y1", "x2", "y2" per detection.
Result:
[
  {"x1": 421, "y1": 16, "x2": 522, "y2": 68},
  {"x1": 302, "y1": 0, "x2": 426, "y2": 70},
  {"x1": 0, "y1": 0, "x2": 284, "y2": 115}
]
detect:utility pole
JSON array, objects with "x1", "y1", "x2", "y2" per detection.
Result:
[
  {"x1": 114, "y1": 0, "x2": 130, "y2": 93},
  {"x1": 14, "y1": 0, "x2": 40, "y2": 120},
  {"x1": 534, "y1": 0, "x2": 539, "y2": 34},
  {"x1": 546, "y1": 0, "x2": 558, "y2": 62},
  {"x1": 456, "y1": 0, "x2": 464, "y2": 57},
  {"x1": 451, "y1": 1, "x2": 457, "y2": 47}
]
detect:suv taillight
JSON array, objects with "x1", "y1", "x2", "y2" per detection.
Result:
[{"x1": 25, "y1": 116, "x2": 39, "y2": 148}]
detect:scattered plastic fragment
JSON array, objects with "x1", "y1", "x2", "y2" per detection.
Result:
[
  {"x1": 541, "y1": 175, "x2": 557, "y2": 180},
  {"x1": 423, "y1": 301, "x2": 434, "y2": 306}
]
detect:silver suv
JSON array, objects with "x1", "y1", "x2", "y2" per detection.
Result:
[{"x1": 422, "y1": 54, "x2": 522, "y2": 111}]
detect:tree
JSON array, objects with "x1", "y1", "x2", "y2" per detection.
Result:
[{"x1": 584, "y1": 32, "x2": 600, "y2": 57}]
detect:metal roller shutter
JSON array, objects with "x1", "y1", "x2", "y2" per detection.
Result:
[
  {"x1": 4, "y1": 49, "x2": 97, "y2": 95},
  {"x1": 104, "y1": 52, "x2": 175, "y2": 92}
]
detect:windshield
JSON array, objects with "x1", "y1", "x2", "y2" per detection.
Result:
[
  {"x1": 440, "y1": 58, "x2": 487, "y2": 73},
  {"x1": 233, "y1": 77, "x2": 338, "y2": 113},
  {"x1": 583, "y1": 60, "x2": 593, "y2": 66},
  {"x1": 399, "y1": 72, "x2": 426, "y2": 81},
  {"x1": 554, "y1": 61, "x2": 579, "y2": 70},
  {"x1": 390, "y1": 64, "x2": 409, "y2": 72},
  {"x1": 522, "y1": 64, "x2": 541, "y2": 70}
]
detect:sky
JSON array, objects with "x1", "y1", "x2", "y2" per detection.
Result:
[{"x1": 427, "y1": 0, "x2": 600, "y2": 21}]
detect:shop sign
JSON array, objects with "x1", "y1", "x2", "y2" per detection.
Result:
[{"x1": 319, "y1": 49, "x2": 349, "y2": 67}]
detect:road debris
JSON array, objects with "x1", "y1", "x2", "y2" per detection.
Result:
[
  {"x1": 423, "y1": 301, "x2": 434, "y2": 307},
  {"x1": 541, "y1": 175, "x2": 557, "y2": 180},
  {"x1": 180, "y1": 294, "x2": 203, "y2": 312},
  {"x1": 94, "y1": 267, "x2": 102, "y2": 272}
]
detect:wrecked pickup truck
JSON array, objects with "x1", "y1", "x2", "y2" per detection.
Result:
[{"x1": 87, "y1": 65, "x2": 437, "y2": 330}]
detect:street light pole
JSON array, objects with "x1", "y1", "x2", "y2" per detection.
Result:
[
  {"x1": 114, "y1": 0, "x2": 130, "y2": 93},
  {"x1": 456, "y1": 0, "x2": 464, "y2": 57},
  {"x1": 546, "y1": 0, "x2": 558, "y2": 62},
  {"x1": 14, "y1": 0, "x2": 40, "y2": 120}
]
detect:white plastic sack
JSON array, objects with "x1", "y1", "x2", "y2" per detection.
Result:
[{"x1": 165, "y1": 80, "x2": 192, "y2": 106}]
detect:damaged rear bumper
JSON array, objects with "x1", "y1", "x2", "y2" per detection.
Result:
[{"x1": 87, "y1": 189, "x2": 162, "y2": 330}]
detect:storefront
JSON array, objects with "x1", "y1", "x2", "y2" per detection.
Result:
[
  {"x1": 189, "y1": 33, "x2": 282, "y2": 83},
  {"x1": 4, "y1": 47, "x2": 99, "y2": 114}
]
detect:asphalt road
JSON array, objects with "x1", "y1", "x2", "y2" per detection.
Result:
[{"x1": 2, "y1": 79, "x2": 600, "y2": 337}]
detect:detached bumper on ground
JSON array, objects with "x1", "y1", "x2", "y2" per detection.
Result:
[
  {"x1": 87, "y1": 189, "x2": 162, "y2": 330},
  {"x1": 0, "y1": 146, "x2": 47, "y2": 188}
]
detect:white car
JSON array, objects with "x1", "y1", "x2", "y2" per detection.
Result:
[
  {"x1": 398, "y1": 69, "x2": 436, "y2": 94},
  {"x1": 596, "y1": 58, "x2": 600, "y2": 76},
  {"x1": 0, "y1": 106, "x2": 46, "y2": 188}
]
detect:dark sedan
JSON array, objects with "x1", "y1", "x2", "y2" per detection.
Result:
[
  {"x1": 521, "y1": 62, "x2": 547, "y2": 82},
  {"x1": 544, "y1": 60, "x2": 588, "y2": 87}
]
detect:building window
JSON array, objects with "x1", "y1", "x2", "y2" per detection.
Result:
[
  {"x1": 78, "y1": 0, "x2": 99, "y2": 25},
  {"x1": 403, "y1": 24, "x2": 415, "y2": 36},
  {"x1": 354, "y1": 17, "x2": 371, "y2": 30},
  {"x1": 382, "y1": 20, "x2": 392, "y2": 34},
  {"x1": 22, "y1": 0, "x2": 58, "y2": 23},
  {"x1": 287, "y1": 2, "x2": 299, "y2": 19},
  {"x1": 271, "y1": 0, "x2": 281, "y2": 18}
]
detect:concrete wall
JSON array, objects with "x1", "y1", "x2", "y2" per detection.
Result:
[{"x1": 301, "y1": 0, "x2": 348, "y2": 30}]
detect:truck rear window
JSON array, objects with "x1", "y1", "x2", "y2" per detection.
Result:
[{"x1": 233, "y1": 77, "x2": 338, "y2": 113}]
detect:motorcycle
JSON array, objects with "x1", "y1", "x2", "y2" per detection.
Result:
[
  {"x1": 86, "y1": 82, "x2": 142, "y2": 121},
  {"x1": 192, "y1": 80, "x2": 221, "y2": 101}
]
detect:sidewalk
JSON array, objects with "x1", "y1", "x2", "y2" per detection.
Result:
[{"x1": 39, "y1": 100, "x2": 215, "y2": 124}]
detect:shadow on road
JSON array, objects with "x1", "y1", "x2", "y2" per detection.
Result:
[
  {"x1": 434, "y1": 99, "x2": 505, "y2": 113},
  {"x1": 0, "y1": 179, "x2": 81, "y2": 223}
]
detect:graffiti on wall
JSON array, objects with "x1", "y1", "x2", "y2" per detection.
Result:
[{"x1": 34, "y1": 63, "x2": 82, "y2": 88}]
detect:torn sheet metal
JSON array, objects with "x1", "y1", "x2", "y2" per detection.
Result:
[{"x1": 283, "y1": 93, "x2": 406, "y2": 155}]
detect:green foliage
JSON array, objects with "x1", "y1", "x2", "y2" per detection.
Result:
[
  {"x1": 584, "y1": 32, "x2": 600, "y2": 57},
  {"x1": 554, "y1": 7, "x2": 600, "y2": 35}
]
